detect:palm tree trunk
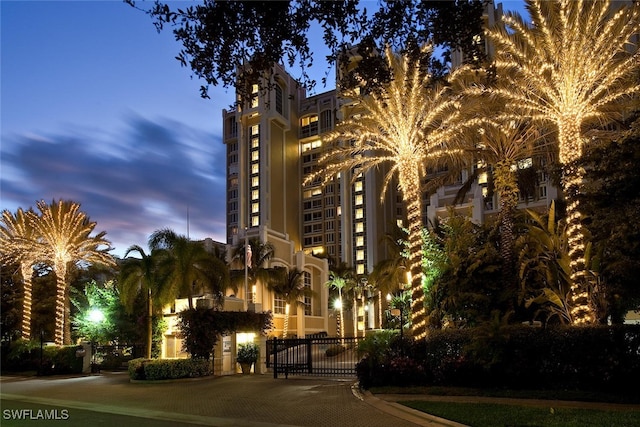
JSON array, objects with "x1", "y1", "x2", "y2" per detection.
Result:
[
  {"x1": 54, "y1": 262, "x2": 67, "y2": 346},
  {"x1": 20, "y1": 264, "x2": 33, "y2": 340},
  {"x1": 495, "y1": 161, "x2": 519, "y2": 311},
  {"x1": 404, "y1": 179, "x2": 426, "y2": 339},
  {"x1": 562, "y1": 163, "x2": 593, "y2": 324},
  {"x1": 146, "y1": 289, "x2": 153, "y2": 359},
  {"x1": 352, "y1": 296, "x2": 357, "y2": 337},
  {"x1": 283, "y1": 303, "x2": 290, "y2": 338}
]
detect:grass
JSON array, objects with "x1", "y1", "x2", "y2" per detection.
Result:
[
  {"x1": 399, "y1": 401, "x2": 640, "y2": 427},
  {"x1": 369, "y1": 386, "x2": 640, "y2": 404}
]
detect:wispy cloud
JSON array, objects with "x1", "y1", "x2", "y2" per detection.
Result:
[{"x1": 1, "y1": 115, "x2": 227, "y2": 257}]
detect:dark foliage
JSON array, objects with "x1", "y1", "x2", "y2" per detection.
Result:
[
  {"x1": 178, "y1": 308, "x2": 272, "y2": 359},
  {"x1": 128, "y1": 357, "x2": 211, "y2": 380},
  {"x1": 357, "y1": 325, "x2": 640, "y2": 395},
  {"x1": 579, "y1": 115, "x2": 640, "y2": 322},
  {"x1": 125, "y1": 0, "x2": 486, "y2": 100},
  {"x1": 1, "y1": 339, "x2": 83, "y2": 375},
  {"x1": 1, "y1": 262, "x2": 22, "y2": 342}
]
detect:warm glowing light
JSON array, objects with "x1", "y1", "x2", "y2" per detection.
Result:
[
  {"x1": 486, "y1": 0, "x2": 640, "y2": 324},
  {"x1": 306, "y1": 46, "x2": 468, "y2": 339},
  {"x1": 31, "y1": 200, "x2": 115, "y2": 345},
  {"x1": 0, "y1": 208, "x2": 38, "y2": 340}
]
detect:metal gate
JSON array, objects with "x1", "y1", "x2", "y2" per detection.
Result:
[{"x1": 267, "y1": 336, "x2": 363, "y2": 378}]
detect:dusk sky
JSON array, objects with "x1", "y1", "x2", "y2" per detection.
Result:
[{"x1": 1, "y1": 1, "x2": 524, "y2": 258}]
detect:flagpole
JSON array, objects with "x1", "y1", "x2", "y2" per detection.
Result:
[{"x1": 244, "y1": 227, "x2": 248, "y2": 311}]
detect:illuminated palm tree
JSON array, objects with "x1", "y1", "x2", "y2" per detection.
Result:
[
  {"x1": 308, "y1": 47, "x2": 465, "y2": 339},
  {"x1": 0, "y1": 208, "x2": 39, "y2": 340},
  {"x1": 325, "y1": 262, "x2": 356, "y2": 338},
  {"x1": 32, "y1": 200, "x2": 115, "y2": 345},
  {"x1": 486, "y1": 0, "x2": 640, "y2": 323}
]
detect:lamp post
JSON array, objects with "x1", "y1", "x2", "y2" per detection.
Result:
[{"x1": 88, "y1": 308, "x2": 105, "y2": 373}]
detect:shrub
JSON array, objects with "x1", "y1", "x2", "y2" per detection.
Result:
[
  {"x1": 2, "y1": 340, "x2": 82, "y2": 375},
  {"x1": 237, "y1": 343, "x2": 259, "y2": 365},
  {"x1": 128, "y1": 358, "x2": 211, "y2": 381},
  {"x1": 128, "y1": 358, "x2": 147, "y2": 380},
  {"x1": 356, "y1": 325, "x2": 640, "y2": 392},
  {"x1": 325, "y1": 345, "x2": 346, "y2": 357}
]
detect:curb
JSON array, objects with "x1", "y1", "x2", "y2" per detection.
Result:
[{"x1": 353, "y1": 383, "x2": 468, "y2": 427}]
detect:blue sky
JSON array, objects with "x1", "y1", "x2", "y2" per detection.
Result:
[
  {"x1": 1, "y1": 1, "x2": 524, "y2": 258},
  {"x1": 2, "y1": 0, "x2": 243, "y2": 256}
]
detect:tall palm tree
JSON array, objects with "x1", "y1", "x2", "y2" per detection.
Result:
[
  {"x1": 0, "y1": 208, "x2": 39, "y2": 340},
  {"x1": 149, "y1": 228, "x2": 229, "y2": 310},
  {"x1": 230, "y1": 238, "x2": 276, "y2": 306},
  {"x1": 324, "y1": 262, "x2": 356, "y2": 338},
  {"x1": 31, "y1": 200, "x2": 115, "y2": 345},
  {"x1": 268, "y1": 267, "x2": 314, "y2": 338},
  {"x1": 458, "y1": 114, "x2": 550, "y2": 298},
  {"x1": 486, "y1": 0, "x2": 640, "y2": 323},
  {"x1": 308, "y1": 47, "x2": 467, "y2": 339},
  {"x1": 119, "y1": 245, "x2": 170, "y2": 358}
]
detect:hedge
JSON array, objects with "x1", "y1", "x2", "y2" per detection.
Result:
[
  {"x1": 357, "y1": 325, "x2": 640, "y2": 392},
  {"x1": 1, "y1": 340, "x2": 83, "y2": 375},
  {"x1": 128, "y1": 357, "x2": 211, "y2": 381}
]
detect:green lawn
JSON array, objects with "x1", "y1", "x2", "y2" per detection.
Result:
[{"x1": 400, "y1": 401, "x2": 640, "y2": 427}]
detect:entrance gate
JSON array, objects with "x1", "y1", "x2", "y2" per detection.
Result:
[{"x1": 267, "y1": 337, "x2": 363, "y2": 378}]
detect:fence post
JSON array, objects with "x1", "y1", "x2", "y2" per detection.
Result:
[
  {"x1": 272, "y1": 337, "x2": 278, "y2": 379},
  {"x1": 307, "y1": 338, "x2": 312, "y2": 374}
]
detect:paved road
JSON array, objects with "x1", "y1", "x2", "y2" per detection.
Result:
[{"x1": 0, "y1": 373, "x2": 453, "y2": 427}]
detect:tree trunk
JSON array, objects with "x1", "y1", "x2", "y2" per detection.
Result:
[
  {"x1": 563, "y1": 164, "x2": 593, "y2": 324},
  {"x1": 54, "y1": 262, "x2": 67, "y2": 346},
  {"x1": 20, "y1": 264, "x2": 33, "y2": 340},
  {"x1": 146, "y1": 290, "x2": 153, "y2": 359}
]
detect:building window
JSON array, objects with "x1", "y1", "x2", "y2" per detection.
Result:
[
  {"x1": 356, "y1": 236, "x2": 364, "y2": 247},
  {"x1": 320, "y1": 109, "x2": 333, "y2": 133},
  {"x1": 355, "y1": 181, "x2": 363, "y2": 192},
  {"x1": 304, "y1": 271, "x2": 312, "y2": 315},
  {"x1": 355, "y1": 223, "x2": 364, "y2": 233},
  {"x1": 355, "y1": 194, "x2": 363, "y2": 205},
  {"x1": 300, "y1": 115, "x2": 319, "y2": 138},
  {"x1": 356, "y1": 250, "x2": 365, "y2": 261},
  {"x1": 251, "y1": 216, "x2": 260, "y2": 227},
  {"x1": 274, "y1": 296, "x2": 285, "y2": 314},
  {"x1": 275, "y1": 84, "x2": 283, "y2": 115},
  {"x1": 251, "y1": 177, "x2": 259, "y2": 187},
  {"x1": 355, "y1": 208, "x2": 363, "y2": 219},
  {"x1": 251, "y1": 84, "x2": 259, "y2": 108}
]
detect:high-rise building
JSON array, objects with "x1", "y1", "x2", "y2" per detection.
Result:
[{"x1": 221, "y1": 1, "x2": 575, "y2": 337}]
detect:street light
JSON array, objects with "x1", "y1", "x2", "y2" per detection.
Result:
[{"x1": 88, "y1": 307, "x2": 104, "y2": 373}]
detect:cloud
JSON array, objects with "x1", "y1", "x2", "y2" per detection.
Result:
[{"x1": 1, "y1": 115, "x2": 227, "y2": 257}]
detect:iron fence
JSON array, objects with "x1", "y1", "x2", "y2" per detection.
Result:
[{"x1": 268, "y1": 336, "x2": 363, "y2": 378}]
